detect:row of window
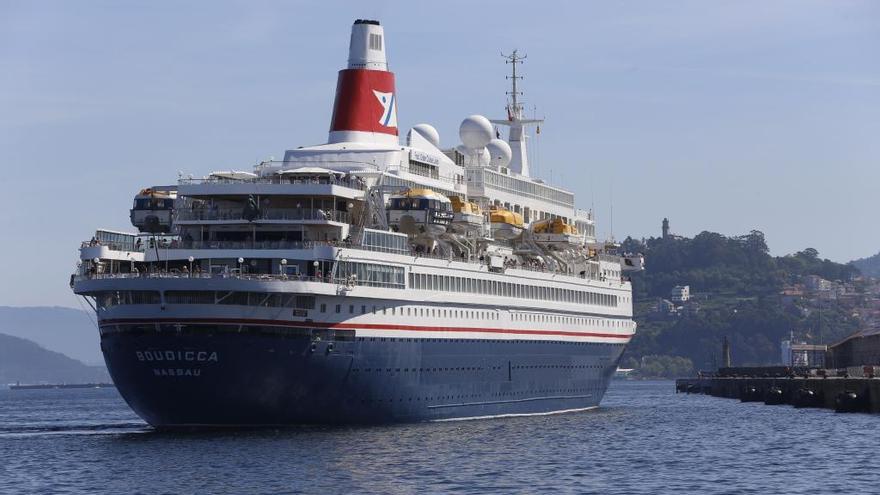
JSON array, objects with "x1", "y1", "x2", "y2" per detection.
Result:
[
  {"x1": 511, "y1": 312, "x2": 631, "y2": 329},
  {"x1": 352, "y1": 364, "x2": 606, "y2": 373},
  {"x1": 466, "y1": 168, "x2": 575, "y2": 207},
  {"x1": 93, "y1": 291, "x2": 315, "y2": 309},
  {"x1": 361, "y1": 229, "x2": 409, "y2": 254},
  {"x1": 319, "y1": 303, "x2": 630, "y2": 329},
  {"x1": 94, "y1": 290, "x2": 627, "y2": 329},
  {"x1": 321, "y1": 303, "x2": 501, "y2": 320},
  {"x1": 165, "y1": 291, "x2": 316, "y2": 309},
  {"x1": 334, "y1": 261, "x2": 405, "y2": 288},
  {"x1": 408, "y1": 272, "x2": 620, "y2": 307},
  {"x1": 95, "y1": 291, "x2": 160, "y2": 308}
]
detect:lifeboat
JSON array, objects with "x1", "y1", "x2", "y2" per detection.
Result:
[
  {"x1": 531, "y1": 218, "x2": 584, "y2": 246},
  {"x1": 387, "y1": 188, "x2": 453, "y2": 237},
  {"x1": 130, "y1": 187, "x2": 177, "y2": 233},
  {"x1": 448, "y1": 196, "x2": 484, "y2": 233},
  {"x1": 489, "y1": 208, "x2": 523, "y2": 240}
]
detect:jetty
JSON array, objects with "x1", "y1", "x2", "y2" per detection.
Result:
[{"x1": 676, "y1": 366, "x2": 880, "y2": 413}]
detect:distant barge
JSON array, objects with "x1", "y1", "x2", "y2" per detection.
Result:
[
  {"x1": 676, "y1": 366, "x2": 880, "y2": 414},
  {"x1": 9, "y1": 383, "x2": 115, "y2": 390}
]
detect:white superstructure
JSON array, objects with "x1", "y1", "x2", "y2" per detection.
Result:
[{"x1": 71, "y1": 19, "x2": 643, "y2": 425}]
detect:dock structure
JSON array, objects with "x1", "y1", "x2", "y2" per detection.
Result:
[{"x1": 676, "y1": 369, "x2": 880, "y2": 413}]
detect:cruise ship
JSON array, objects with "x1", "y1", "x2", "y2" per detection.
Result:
[{"x1": 71, "y1": 19, "x2": 643, "y2": 426}]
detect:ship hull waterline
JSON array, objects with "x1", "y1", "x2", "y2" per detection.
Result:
[{"x1": 100, "y1": 320, "x2": 627, "y2": 428}]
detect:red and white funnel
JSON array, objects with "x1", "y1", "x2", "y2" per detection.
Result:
[{"x1": 328, "y1": 19, "x2": 398, "y2": 146}]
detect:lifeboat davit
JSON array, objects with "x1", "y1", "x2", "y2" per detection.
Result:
[
  {"x1": 489, "y1": 208, "x2": 523, "y2": 240},
  {"x1": 449, "y1": 196, "x2": 484, "y2": 233},
  {"x1": 387, "y1": 188, "x2": 453, "y2": 237},
  {"x1": 130, "y1": 187, "x2": 177, "y2": 233}
]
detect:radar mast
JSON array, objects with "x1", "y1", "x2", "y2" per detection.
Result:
[{"x1": 491, "y1": 49, "x2": 543, "y2": 177}]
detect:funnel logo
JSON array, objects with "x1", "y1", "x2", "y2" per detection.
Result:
[{"x1": 373, "y1": 90, "x2": 397, "y2": 128}]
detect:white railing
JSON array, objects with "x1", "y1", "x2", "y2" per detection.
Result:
[
  {"x1": 81, "y1": 240, "x2": 623, "y2": 281},
  {"x1": 178, "y1": 174, "x2": 368, "y2": 190},
  {"x1": 176, "y1": 208, "x2": 351, "y2": 223}
]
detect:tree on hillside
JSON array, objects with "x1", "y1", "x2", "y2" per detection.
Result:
[{"x1": 623, "y1": 227, "x2": 864, "y2": 371}]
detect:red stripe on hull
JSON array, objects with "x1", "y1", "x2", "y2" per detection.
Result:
[{"x1": 100, "y1": 317, "x2": 633, "y2": 340}]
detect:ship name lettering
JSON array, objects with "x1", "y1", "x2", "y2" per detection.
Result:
[
  {"x1": 152, "y1": 368, "x2": 202, "y2": 377},
  {"x1": 136, "y1": 350, "x2": 218, "y2": 362}
]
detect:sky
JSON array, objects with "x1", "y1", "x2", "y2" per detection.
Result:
[{"x1": 1, "y1": 0, "x2": 878, "y2": 307}]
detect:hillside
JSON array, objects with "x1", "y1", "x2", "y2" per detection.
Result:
[
  {"x1": 619, "y1": 230, "x2": 865, "y2": 376},
  {"x1": 0, "y1": 333, "x2": 109, "y2": 384},
  {"x1": 851, "y1": 251, "x2": 880, "y2": 278},
  {"x1": 0, "y1": 306, "x2": 102, "y2": 365}
]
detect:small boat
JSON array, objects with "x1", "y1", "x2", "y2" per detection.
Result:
[
  {"x1": 531, "y1": 217, "x2": 583, "y2": 246},
  {"x1": 130, "y1": 187, "x2": 176, "y2": 233},
  {"x1": 489, "y1": 208, "x2": 524, "y2": 240},
  {"x1": 449, "y1": 196, "x2": 484, "y2": 233},
  {"x1": 387, "y1": 188, "x2": 453, "y2": 236}
]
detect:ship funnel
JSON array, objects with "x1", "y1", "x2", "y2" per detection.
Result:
[{"x1": 328, "y1": 19, "x2": 398, "y2": 146}]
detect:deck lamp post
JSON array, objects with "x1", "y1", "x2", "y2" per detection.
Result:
[
  {"x1": 281, "y1": 258, "x2": 287, "y2": 278},
  {"x1": 188, "y1": 256, "x2": 194, "y2": 276},
  {"x1": 238, "y1": 257, "x2": 244, "y2": 274},
  {"x1": 313, "y1": 260, "x2": 320, "y2": 281}
]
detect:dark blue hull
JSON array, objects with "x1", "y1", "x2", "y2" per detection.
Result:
[{"x1": 100, "y1": 323, "x2": 626, "y2": 426}]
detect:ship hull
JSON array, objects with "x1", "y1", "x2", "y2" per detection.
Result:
[{"x1": 100, "y1": 321, "x2": 625, "y2": 427}]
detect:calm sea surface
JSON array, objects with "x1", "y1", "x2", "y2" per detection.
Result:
[{"x1": 0, "y1": 380, "x2": 875, "y2": 494}]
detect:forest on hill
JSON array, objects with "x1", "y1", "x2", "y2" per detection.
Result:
[
  {"x1": 851, "y1": 251, "x2": 880, "y2": 278},
  {"x1": 619, "y1": 230, "x2": 863, "y2": 377}
]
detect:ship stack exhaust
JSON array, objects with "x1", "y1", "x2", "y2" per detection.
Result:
[{"x1": 328, "y1": 19, "x2": 399, "y2": 146}]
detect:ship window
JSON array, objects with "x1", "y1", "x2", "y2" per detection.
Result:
[
  {"x1": 349, "y1": 305, "x2": 354, "y2": 314},
  {"x1": 164, "y1": 291, "x2": 212, "y2": 305},
  {"x1": 334, "y1": 261, "x2": 405, "y2": 289},
  {"x1": 296, "y1": 295, "x2": 315, "y2": 309},
  {"x1": 94, "y1": 290, "x2": 160, "y2": 308},
  {"x1": 320, "y1": 303, "x2": 326, "y2": 313},
  {"x1": 361, "y1": 305, "x2": 366, "y2": 314}
]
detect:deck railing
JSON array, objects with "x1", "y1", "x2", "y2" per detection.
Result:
[
  {"x1": 175, "y1": 208, "x2": 351, "y2": 223},
  {"x1": 178, "y1": 174, "x2": 368, "y2": 190},
  {"x1": 81, "y1": 240, "x2": 623, "y2": 281}
]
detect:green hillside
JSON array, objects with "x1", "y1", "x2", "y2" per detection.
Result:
[
  {"x1": 619, "y1": 230, "x2": 863, "y2": 377},
  {"x1": 851, "y1": 251, "x2": 880, "y2": 278}
]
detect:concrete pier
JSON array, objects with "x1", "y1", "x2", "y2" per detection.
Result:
[{"x1": 676, "y1": 376, "x2": 880, "y2": 413}]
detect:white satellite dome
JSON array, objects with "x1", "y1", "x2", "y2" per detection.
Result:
[
  {"x1": 459, "y1": 115, "x2": 493, "y2": 149},
  {"x1": 411, "y1": 124, "x2": 440, "y2": 148},
  {"x1": 486, "y1": 139, "x2": 512, "y2": 168}
]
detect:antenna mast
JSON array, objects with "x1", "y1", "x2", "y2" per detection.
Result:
[
  {"x1": 492, "y1": 49, "x2": 543, "y2": 177},
  {"x1": 503, "y1": 50, "x2": 526, "y2": 120}
]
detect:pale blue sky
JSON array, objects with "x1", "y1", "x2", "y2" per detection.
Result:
[{"x1": 1, "y1": 0, "x2": 878, "y2": 307}]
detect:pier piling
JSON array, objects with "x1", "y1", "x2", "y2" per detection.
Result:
[{"x1": 675, "y1": 375, "x2": 880, "y2": 414}]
